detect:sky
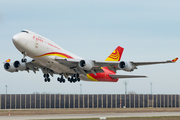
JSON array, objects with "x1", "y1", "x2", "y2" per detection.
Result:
[{"x1": 0, "y1": 0, "x2": 179, "y2": 94}]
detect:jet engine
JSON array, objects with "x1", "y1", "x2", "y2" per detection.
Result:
[
  {"x1": 79, "y1": 60, "x2": 94, "y2": 71},
  {"x1": 13, "y1": 60, "x2": 26, "y2": 71},
  {"x1": 4, "y1": 62, "x2": 18, "y2": 72},
  {"x1": 119, "y1": 61, "x2": 135, "y2": 72}
]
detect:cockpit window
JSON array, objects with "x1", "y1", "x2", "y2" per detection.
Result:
[{"x1": 21, "y1": 30, "x2": 29, "y2": 33}]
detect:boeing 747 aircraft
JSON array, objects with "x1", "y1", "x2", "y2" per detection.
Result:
[{"x1": 4, "y1": 30, "x2": 178, "y2": 83}]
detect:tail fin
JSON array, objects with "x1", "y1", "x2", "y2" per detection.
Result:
[{"x1": 105, "y1": 46, "x2": 124, "y2": 61}]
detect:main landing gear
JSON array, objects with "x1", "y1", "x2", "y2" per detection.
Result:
[
  {"x1": 68, "y1": 74, "x2": 80, "y2": 83},
  {"x1": 57, "y1": 75, "x2": 65, "y2": 83},
  {"x1": 44, "y1": 74, "x2": 50, "y2": 82},
  {"x1": 43, "y1": 73, "x2": 80, "y2": 83}
]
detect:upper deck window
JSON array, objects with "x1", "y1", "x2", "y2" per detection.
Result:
[{"x1": 21, "y1": 30, "x2": 29, "y2": 33}]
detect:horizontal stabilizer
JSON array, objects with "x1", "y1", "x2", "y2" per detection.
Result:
[{"x1": 109, "y1": 74, "x2": 147, "y2": 79}]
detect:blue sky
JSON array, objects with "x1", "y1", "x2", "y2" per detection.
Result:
[{"x1": 0, "y1": 0, "x2": 179, "y2": 94}]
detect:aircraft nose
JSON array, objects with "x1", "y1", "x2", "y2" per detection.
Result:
[{"x1": 12, "y1": 35, "x2": 19, "y2": 42}]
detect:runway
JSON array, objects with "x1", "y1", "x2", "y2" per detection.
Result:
[{"x1": 0, "y1": 112, "x2": 180, "y2": 120}]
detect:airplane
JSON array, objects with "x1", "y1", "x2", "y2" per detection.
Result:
[{"x1": 3, "y1": 30, "x2": 178, "y2": 83}]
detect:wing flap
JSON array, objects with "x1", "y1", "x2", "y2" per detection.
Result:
[{"x1": 109, "y1": 74, "x2": 147, "y2": 79}]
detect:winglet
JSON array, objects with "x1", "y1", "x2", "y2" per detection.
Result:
[
  {"x1": 5, "y1": 59, "x2": 11, "y2": 63},
  {"x1": 172, "y1": 58, "x2": 178, "y2": 62}
]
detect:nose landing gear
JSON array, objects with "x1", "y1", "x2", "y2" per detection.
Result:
[
  {"x1": 21, "y1": 58, "x2": 27, "y2": 63},
  {"x1": 21, "y1": 52, "x2": 27, "y2": 63}
]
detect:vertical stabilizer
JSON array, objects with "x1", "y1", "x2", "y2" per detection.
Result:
[{"x1": 105, "y1": 46, "x2": 124, "y2": 61}]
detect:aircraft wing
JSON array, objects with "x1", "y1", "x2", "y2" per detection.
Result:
[
  {"x1": 25, "y1": 60, "x2": 40, "y2": 73},
  {"x1": 23, "y1": 60, "x2": 56, "y2": 77},
  {"x1": 6, "y1": 59, "x2": 56, "y2": 76},
  {"x1": 109, "y1": 74, "x2": 147, "y2": 79},
  {"x1": 85, "y1": 58, "x2": 178, "y2": 70},
  {"x1": 131, "y1": 58, "x2": 178, "y2": 66},
  {"x1": 4, "y1": 59, "x2": 41, "y2": 73},
  {"x1": 55, "y1": 57, "x2": 105, "y2": 75},
  {"x1": 55, "y1": 57, "x2": 178, "y2": 75}
]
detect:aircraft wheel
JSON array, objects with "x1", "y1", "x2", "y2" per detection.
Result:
[
  {"x1": 47, "y1": 74, "x2": 49, "y2": 78},
  {"x1": 44, "y1": 74, "x2": 49, "y2": 78},
  {"x1": 43, "y1": 74, "x2": 47, "y2": 78},
  {"x1": 44, "y1": 78, "x2": 47, "y2": 82},
  {"x1": 21, "y1": 58, "x2": 27, "y2": 63},
  {"x1": 77, "y1": 78, "x2": 80, "y2": 82},
  {"x1": 68, "y1": 77, "x2": 71, "y2": 81},
  {"x1": 73, "y1": 78, "x2": 76, "y2": 83},
  {"x1": 48, "y1": 78, "x2": 50, "y2": 82},
  {"x1": 57, "y1": 77, "x2": 60, "y2": 81}
]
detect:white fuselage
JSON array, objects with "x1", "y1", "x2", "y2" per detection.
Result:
[{"x1": 12, "y1": 30, "x2": 85, "y2": 77}]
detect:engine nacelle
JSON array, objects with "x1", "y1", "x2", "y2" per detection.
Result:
[
  {"x1": 119, "y1": 61, "x2": 135, "y2": 72},
  {"x1": 4, "y1": 62, "x2": 18, "y2": 72},
  {"x1": 79, "y1": 60, "x2": 94, "y2": 71},
  {"x1": 13, "y1": 60, "x2": 26, "y2": 71}
]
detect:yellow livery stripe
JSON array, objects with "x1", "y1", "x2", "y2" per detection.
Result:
[{"x1": 87, "y1": 74, "x2": 99, "y2": 81}]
